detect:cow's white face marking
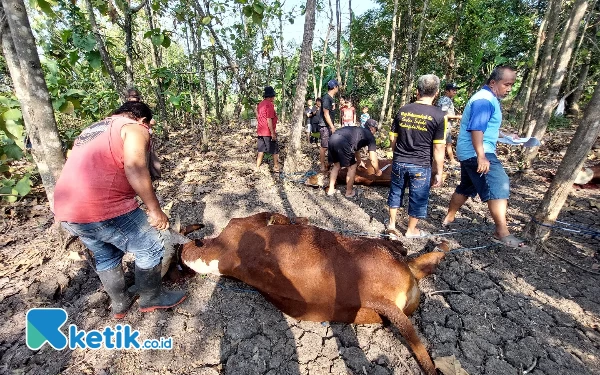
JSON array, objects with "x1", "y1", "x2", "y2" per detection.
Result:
[
  {"x1": 395, "y1": 283, "x2": 419, "y2": 311},
  {"x1": 185, "y1": 259, "x2": 221, "y2": 276}
]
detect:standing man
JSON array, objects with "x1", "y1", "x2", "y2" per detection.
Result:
[
  {"x1": 319, "y1": 79, "x2": 339, "y2": 172},
  {"x1": 386, "y1": 74, "x2": 446, "y2": 239},
  {"x1": 326, "y1": 119, "x2": 382, "y2": 198},
  {"x1": 53, "y1": 102, "x2": 186, "y2": 319},
  {"x1": 256, "y1": 86, "x2": 280, "y2": 173},
  {"x1": 442, "y1": 66, "x2": 526, "y2": 248},
  {"x1": 437, "y1": 83, "x2": 462, "y2": 165}
]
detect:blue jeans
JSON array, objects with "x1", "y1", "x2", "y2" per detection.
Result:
[
  {"x1": 456, "y1": 153, "x2": 510, "y2": 202},
  {"x1": 61, "y1": 208, "x2": 165, "y2": 271},
  {"x1": 387, "y1": 162, "x2": 432, "y2": 219}
]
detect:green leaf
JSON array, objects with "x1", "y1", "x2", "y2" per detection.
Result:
[
  {"x1": 115, "y1": 65, "x2": 123, "y2": 73},
  {"x1": 143, "y1": 30, "x2": 154, "y2": 39},
  {"x1": 53, "y1": 97, "x2": 66, "y2": 111},
  {"x1": 242, "y1": 5, "x2": 253, "y2": 17},
  {"x1": 151, "y1": 33, "x2": 165, "y2": 46},
  {"x1": 64, "y1": 89, "x2": 86, "y2": 97},
  {"x1": 61, "y1": 29, "x2": 72, "y2": 44},
  {"x1": 35, "y1": 0, "x2": 55, "y2": 16},
  {"x1": 85, "y1": 51, "x2": 102, "y2": 70},
  {"x1": 161, "y1": 35, "x2": 171, "y2": 48},
  {"x1": 69, "y1": 50, "x2": 79, "y2": 65},
  {"x1": 73, "y1": 33, "x2": 97, "y2": 52},
  {"x1": 151, "y1": 0, "x2": 160, "y2": 11},
  {"x1": 253, "y1": 2, "x2": 264, "y2": 14},
  {"x1": 288, "y1": 17, "x2": 294, "y2": 24},
  {"x1": 15, "y1": 176, "x2": 31, "y2": 197},
  {"x1": 202, "y1": 16, "x2": 212, "y2": 25},
  {"x1": 251, "y1": 11, "x2": 263, "y2": 24},
  {"x1": 0, "y1": 187, "x2": 18, "y2": 202},
  {"x1": 4, "y1": 144, "x2": 23, "y2": 159},
  {"x1": 168, "y1": 95, "x2": 181, "y2": 106},
  {"x1": 5, "y1": 120, "x2": 24, "y2": 140},
  {"x1": 3, "y1": 109, "x2": 22, "y2": 121},
  {"x1": 59, "y1": 100, "x2": 75, "y2": 114}
]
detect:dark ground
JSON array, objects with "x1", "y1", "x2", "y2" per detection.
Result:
[{"x1": 0, "y1": 124, "x2": 599, "y2": 375}]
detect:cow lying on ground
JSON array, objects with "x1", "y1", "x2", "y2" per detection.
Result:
[
  {"x1": 574, "y1": 163, "x2": 600, "y2": 186},
  {"x1": 176, "y1": 212, "x2": 448, "y2": 375},
  {"x1": 305, "y1": 159, "x2": 392, "y2": 187}
]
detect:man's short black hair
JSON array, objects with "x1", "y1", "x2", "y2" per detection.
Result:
[
  {"x1": 487, "y1": 66, "x2": 516, "y2": 84},
  {"x1": 113, "y1": 101, "x2": 153, "y2": 123},
  {"x1": 315, "y1": 98, "x2": 322, "y2": 103}
]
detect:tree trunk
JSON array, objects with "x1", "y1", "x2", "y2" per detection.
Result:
[
  {"x1": 335, "y1": 0, "x2": 342, "y2": 99},
  {"x1": 145, "y1": 2, "x2": 168, "y2": 124},
  {"x1": 193, "y1": 24, "x2": 210, "y2": 145},
  {"x1": 84, "y1": 0, "x2": 125, "y2": 99},
  {"x1": 1, "y1": 0, "x2": 65, "y2": 206},
  {"x1": 403, "y1": 0, "x2": 429, "y2": 105},
  {"x1": 523, "y1": 0, "x2": 563, "y2": 135},
  {"x1": 284, "y1": 0, "x2": 316, "y2": 174},
  {"x1": 523, "y1": 0, "x2": 589, "y2": 166},
  {"x1": 524, "y1": 79, "x2": 600, "y2": 241},
  {"x1": 401, "y1": 0, "x2": 414, "y2": 105},
  {"x1": 279, "y1": 11, "x2": 286, "y2": 129},
  {"x1": 318, "y1": 0, "x2": 334, "y2": 95},
  {"x1": 311, "y1": 50, "x2": 318, "y2": 100},
  {"x1": 379, "y1": 0, "x2": 399, "y2": 123},
  {"x1": 211, "y1": 45, "x2": 222, "y2": 122},
  {"x1": 342, "y1": 0, "x2": 353, "y2": 96},
  {"x1": 444, "y1": 0, "x2": 464, "y2": 81},
  {"x1": 567, "y1": 50, "x2": 592, "y2": 114}
]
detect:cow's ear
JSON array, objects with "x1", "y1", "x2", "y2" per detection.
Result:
[{"x1": 407, "y1": 252, "x2": 446, "y2": 280}]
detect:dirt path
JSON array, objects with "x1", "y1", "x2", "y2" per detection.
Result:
[{"x1": 1, "y1": 126, "x2": 599, "y2": 375}]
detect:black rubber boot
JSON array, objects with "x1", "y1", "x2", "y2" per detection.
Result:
[
  {"x1": 136, "y1": 263, "x2": 186, "y2": 312},
  {"x1": 97, "y1": 266, "x2": 137, "y2": 319}
]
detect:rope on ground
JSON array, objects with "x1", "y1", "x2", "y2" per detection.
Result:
[
  {"x1": 555, "y1": 220, "x2": 600, "y2": 236},
  {"x1": 433, "y1": 222, "x2": 523, "y2": 237},
  {"x1": 279, "y1": 170, "x2": 318, "y2": 184},
  {"x1": 539, "y1": 243, "x2": 600, "y2": 276},
  {"x1": 447, "y1": 243, "x2": 501, "y2": 254},
  {"x1": 530, "y1": 216, "x2": 600, "y2": 238}
]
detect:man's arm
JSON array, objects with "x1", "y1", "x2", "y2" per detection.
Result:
[
  {"x1": 122, "y1": 124, "x2": 169, "y2": 230},
  {"x1": 471, "y1": 131, "x2": 490, "y2": 174},
  {"x1": 267, "y1": 118, "x2": 276, "y2": 141},
  {"x1": 368, "y1": 151, "x2": 381, "y2": 176},
  {"x1": 324, "y1": 108, "x2": 335, "y2": 133},
  {"x1": 431, "y1": 143, "x2": 445, "y2": 187}
]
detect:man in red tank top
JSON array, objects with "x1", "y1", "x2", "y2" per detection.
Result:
[
  {"x1": 53, "y1": 102, "x2": 186, "y2": 319},
  {"x1": 255, "y1": 86, "x2": 280, "y2": 172}
]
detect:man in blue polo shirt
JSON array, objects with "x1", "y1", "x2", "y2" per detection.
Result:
[{"x1": 443, "y1": 66, "x2": 526, "y2": 248}]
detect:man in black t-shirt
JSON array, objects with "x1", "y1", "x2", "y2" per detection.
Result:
[
  {"x1": 326, "y1": 119, "x2": 382, "y2": 198},
  {"x1": 386, "y1": 74, "x2": 447, "y2": 239},
  {"x1": 319, "y1": 79, "x2": 339, "y2": 172}
]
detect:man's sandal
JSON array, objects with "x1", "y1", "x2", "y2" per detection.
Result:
[{"x1": 492, "y1": 234, "x2": 528, "y2": 249}]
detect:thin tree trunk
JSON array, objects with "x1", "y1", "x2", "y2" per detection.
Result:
[
  {"x1": 403, "y1": 0, "x2": 429, "y2": 105},
  {"x1": 444, "y1": 0, "x2": 464, "y2": 81},
  {"x1": 519, "y1": 1, "x2": 551, "y2": 132},
  {"x1": 524, "y1": 0, "x2": 563, "y2": 135},
  {"x1": 565, "y1": 0, "x2": 596, "y2": 92},
  {"x1": 379, "y1": 0, "x2": 399, "y2": 123},
  {"x1": 1, "y1": 0, "x2": 65, "y2": 206},
  {"x1": 567, "y1": 51, "x2": 592, "y2": 114},
  {"x1": 145, "y1": 2, "x2": 167, "y2": 123},
  {"x1": 401, "y1": 0, "x2": 414, "y2": 105},
  {"x1": 212, "y1": 46, "x2": 222, "y2": 122},
  {"x1": 284, "y1": 0, "x2": 317, "y2": 174},
  {"x1": 279, "y1": 11, "x2": 286, "y2": 128},
  {"x1": 311, "y1": 50, "x2": 318, "y2": 99},
  {"x1": 524, "y1": 79, "x2": 600, "y2": 241},
  {"x1": 523, "y1": 0, "x2": 589, "y2": 166},
  {"x1": 335, "y1": 0, "x2": 342, "y2": 101},
  {"x1": 193, "y1": 22, "x2": 210, "y2": 145},
  {"x1": 84, "y1": 0, "x2": 124, "y2": 99},
  {"x1": 318, "y1": 0, "x2": 334, "y2": 95},
  {"x1": 343, "y1": 0, "x2": 353, "y2": 95},
  {"x1": 119, "y1": 1, "x2": 147, "y2": 87}
]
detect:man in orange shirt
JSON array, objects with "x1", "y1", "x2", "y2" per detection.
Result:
[{"x1": 256, "y1": 86, "x2": 280, "y2": 173}]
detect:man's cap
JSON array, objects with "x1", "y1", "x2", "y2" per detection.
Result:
[
  {"x1": 327, "y1": 79, "x2": 339, "y2": 89},
  {"x1": 263, "y1": 86, "x2": 276, "y2": 98},
  {"x1": 365, "y1": 118, "x2": 379, "y2": 131},
  {"x1": 445, "y1": 83, "x2": 459, "y2": 90}
]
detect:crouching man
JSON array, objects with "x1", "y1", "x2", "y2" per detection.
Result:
[
  {"x1": 53, "y1": 101, "x2": 186, "y2": 319},
  {"x1": 326, "y1": 119, "x2": 382, "y2": 198}
]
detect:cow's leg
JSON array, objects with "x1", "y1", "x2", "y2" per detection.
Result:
[{"x1": 366, "y1": 300, "x2": 436, "y2": 375}]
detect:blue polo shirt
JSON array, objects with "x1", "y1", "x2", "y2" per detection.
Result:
[{"x1": 456, "y1": 86, "x2": 502, "y2": 161}]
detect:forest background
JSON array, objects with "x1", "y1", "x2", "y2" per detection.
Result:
[{"x1": 0, "y1": 0, "x2": 599, "y2": 239}]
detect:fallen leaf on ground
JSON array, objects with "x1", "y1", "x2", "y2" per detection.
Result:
[{"x1": 434, "y1": 355, "x2": 470, "y2": 375}]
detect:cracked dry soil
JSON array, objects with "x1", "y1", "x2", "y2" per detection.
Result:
[{"x1": 1, "y1": 124, "x2": 599, "y2": 375}]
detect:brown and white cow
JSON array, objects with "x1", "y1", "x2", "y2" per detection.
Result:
[{"x1": 178, "y1": 212, "x2": 447, "y2": 375}]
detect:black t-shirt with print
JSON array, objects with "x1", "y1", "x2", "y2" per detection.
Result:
[
  {"x1": 391, "y1": 102, "x2": 446, "y2": 166},
  {"x1": 320, "y1": 93, "x2": 335, "y2": 127}
]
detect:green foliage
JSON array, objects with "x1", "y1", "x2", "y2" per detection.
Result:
[{"x1": 547, "y1": 115, "x2": 571, "y2": 131}]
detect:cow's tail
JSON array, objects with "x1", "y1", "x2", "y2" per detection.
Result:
[{"x1": 366, "y1": 300, "x2": 437, "y2": 375}]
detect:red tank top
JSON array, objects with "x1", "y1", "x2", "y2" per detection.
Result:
[{"x1": 53, "y1": 116, "x2": 149, "y2": 223}]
